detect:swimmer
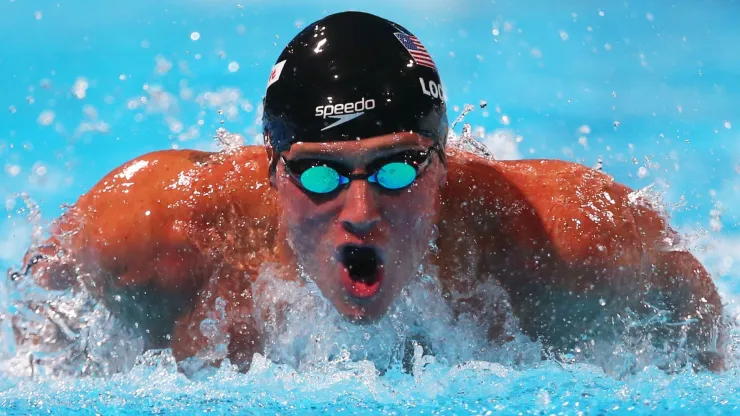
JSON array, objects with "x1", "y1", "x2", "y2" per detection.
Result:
[{"x1": 19, "y1": 11, "x2": 725, "y2": 372}]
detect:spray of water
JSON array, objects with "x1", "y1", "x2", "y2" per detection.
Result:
[{"x1": 446, "y1": 102, "x2": 496, "y2": 160}]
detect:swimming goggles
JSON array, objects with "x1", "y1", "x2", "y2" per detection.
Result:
[{"x1": 281, "y1": 145, "x2": 439, "y2": 194}]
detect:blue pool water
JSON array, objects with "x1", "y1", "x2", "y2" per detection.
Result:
[{"x1": 2, "y1": 0, "x2": 740, "y2": 414}]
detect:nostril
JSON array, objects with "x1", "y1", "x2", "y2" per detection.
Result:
[{"x1": 342, "y1": 217, "x2": 379, "y2": 236}]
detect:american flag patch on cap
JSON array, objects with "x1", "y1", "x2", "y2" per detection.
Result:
[{"x1": 393, "y1": 32, "x2": 436, "y2": 70}]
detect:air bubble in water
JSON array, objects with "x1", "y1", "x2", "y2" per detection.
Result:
[
  {"x1": 190, "y1": 32, "x2": 201, "y2": 41},
  {"x1": 228, "y1": 62, "x2": 240, "y2": 72}
]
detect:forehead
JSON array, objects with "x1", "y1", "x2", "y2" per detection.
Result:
[{"x1": 284, "y1": 132, "x2": 435, "y2": 163}]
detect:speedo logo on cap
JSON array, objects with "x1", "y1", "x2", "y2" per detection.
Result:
[{"x1": 315, "y1": 97, "x2": 376, "y2": 131}]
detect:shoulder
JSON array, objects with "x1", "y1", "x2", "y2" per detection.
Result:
[
  {"x1": 80, "y1": 146, "x2": 270, "y2": 203},
  {"x1": 443, "y1": 149, "x2": 650, "y2": 267},
  {"x1": 71, "y1": 145, "x2": 275, "y2": 245}
]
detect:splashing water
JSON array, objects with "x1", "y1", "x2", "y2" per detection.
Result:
[
  {"x1": 2, "y1": 197, "x2": 739, "y2": 414},
  {"x1": 1, "y1": 118, "x2": 739, "y2": 414},
  {"x1": 213, "y1": 127, "x2": 246, "y2": 152},
  {"x1": 247, "y1": 262, "x2": 537, "y2": 374},
  {"x1": 447, "y1": 103, "x2": 496, "y2": 160},
  {"x1": 3, "y1": 1, "x2": 740, "y2": 411}
]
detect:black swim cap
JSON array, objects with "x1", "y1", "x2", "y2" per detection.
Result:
[{"x1": 262, "y1": 11, "x2": 448, "y2": 155}]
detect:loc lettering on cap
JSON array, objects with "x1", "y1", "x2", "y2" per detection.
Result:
[{"x1": 267, "y1": 60, "x2": 287, "y2": 89}]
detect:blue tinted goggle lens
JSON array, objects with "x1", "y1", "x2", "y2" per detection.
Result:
[
  {"x1": 299, "y1": 165, "x2": 347, "y2": 194},
  {"x1": 298, "y1": 161, "x2": 418, "y2": 194},
  {"x1": 374, "y1": 162, "x2": 417, "y2": 190}
]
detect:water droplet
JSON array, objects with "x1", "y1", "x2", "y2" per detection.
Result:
[
  {"x1": 37, "y1": 110, "x2": 55, "y2": 126},
  {"x1": 72, "y1": 77, "x2": 89, "y2": 99},
  {"x1": 5, "y1": 165, "x2": 21, "y2": 176}
]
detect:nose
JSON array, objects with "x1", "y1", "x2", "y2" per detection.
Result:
[{"x1": 338, "y1": 179, "x2": 381, "y2": 237}]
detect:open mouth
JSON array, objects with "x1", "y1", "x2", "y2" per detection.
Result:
[{"x1": 338, "y1": 245, "x2": 384, "y2": 299}]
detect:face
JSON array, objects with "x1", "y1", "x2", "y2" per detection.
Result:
[{"x1": 272, "y1": 133, "x2": 446, "y2": 323}]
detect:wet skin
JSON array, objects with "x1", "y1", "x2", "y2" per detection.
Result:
[{"x1": 22, "y1": 133, "x2": 725, "y2": 372}]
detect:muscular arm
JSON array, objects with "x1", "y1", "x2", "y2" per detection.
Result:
[
  {"x1": 24, "y1": 149, "x2": 213, "y2": 345},
  {"x1": 23, "y1": 146, "x2": 279, "y2": 355},
  {"x1": 441, "y1": 151, "x2": 724, "y2": 370}
]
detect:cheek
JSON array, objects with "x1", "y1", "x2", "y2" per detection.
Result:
[
  {"x1": 277, "y1": 180, "x2": 309, "y2": 222},
  {"x1": 276, "y1": 177, "x2": 336, "y2": 252},
  {"x1": 380, "y1": 177, "x2": 440, "y2": 240}
]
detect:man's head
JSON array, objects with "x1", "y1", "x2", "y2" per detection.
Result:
[{"x1": 262, "y1": 11, "x2": 448, "y2": 322}]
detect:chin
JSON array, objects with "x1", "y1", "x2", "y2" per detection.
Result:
[{"x1": 335, "y1": 300, "x2": 388, "y2": 325}]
